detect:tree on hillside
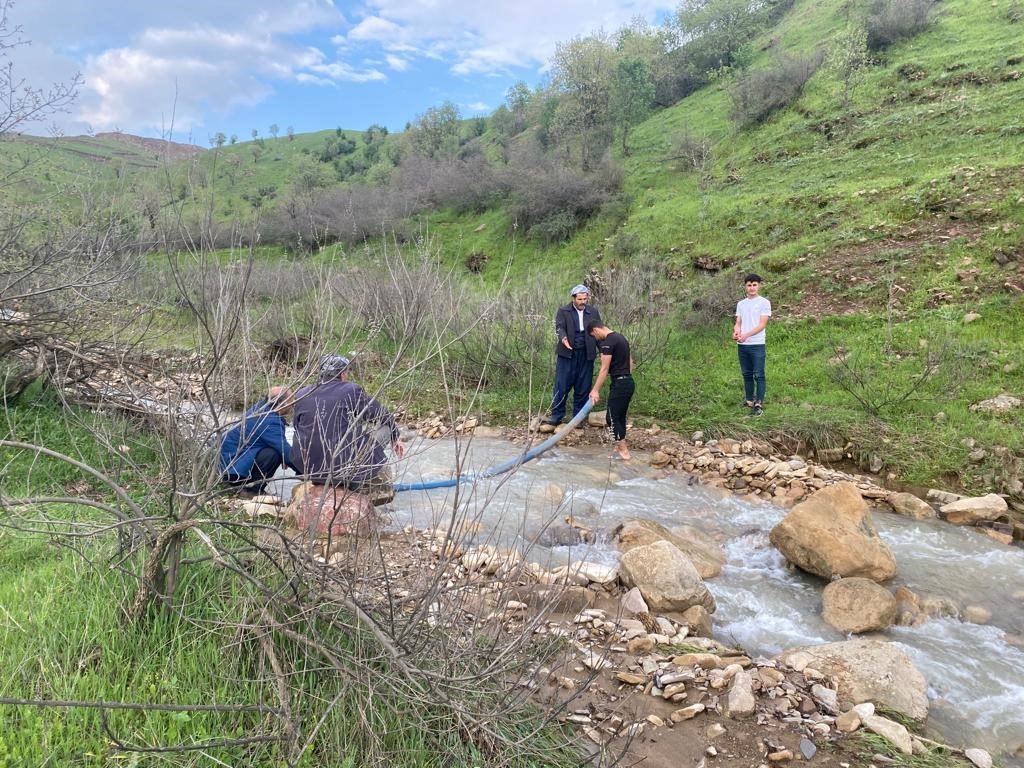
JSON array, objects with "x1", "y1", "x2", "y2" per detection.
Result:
[
  {"x1": 675, "y1": 0, "x2": 770, "y2": 72},
  {"x1": 609, "y1": 56, "x2": 655, "y2": 155},
  {"x1": 268, "y1": 123, "x2": 279, "y2": 140},
  {"x1": 364, "y1": 123, "x2": 388, "y2": 143},
  {"x1": 286, "y1": 124, "x2": 294, "y2": 141},
  {"x1": 505, "y1": 80, "x2": 532, "y2": 135},
  {"x1": 250, "y1": 128, "x2": 259, "y2": 141},
  {"x1": 409, "y1": 101, "x2": 461, "y2": 159},
  {"x1": 550, "y1": 34, "x2": 616, "y2": 170},
  {"x1": 829, "y1": 23, "x2": 869, "y2": 132},
  {"x1": 229, "y1": 133, "x2": 237, "y2": 144},
  {"x1": 211, "y1": 131, "x2": 226, "y2": 148}
]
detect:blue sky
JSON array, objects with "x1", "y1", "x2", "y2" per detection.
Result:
[{"x1": 12, "y1": 0, "x2": 678, "y2": 145}]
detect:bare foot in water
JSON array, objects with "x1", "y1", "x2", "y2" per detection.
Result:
[{"x1": 615, "y1": 443, "x2": 631, "y2": 461}]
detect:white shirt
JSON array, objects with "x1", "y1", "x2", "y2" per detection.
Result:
[
  {"x1": 575, "y1": 307, "x2": 585, "y2": 332},
  {"x1": 736, "y1": 296, "x2": 772, "y2": 345}
]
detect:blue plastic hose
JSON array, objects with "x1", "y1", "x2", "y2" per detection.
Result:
[{"x1": 392, "y1": 399, "x2": 595, "y2": 493}]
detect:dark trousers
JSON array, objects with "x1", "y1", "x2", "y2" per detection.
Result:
[
  {"x1": 224, "y1": 447, "x2": 282, "y2": 492},
  {"x1": 606, "y1": 376, "x2": 635, "y2": 441},
  {"x1": 550, "y1": 347, "x2": 594, "y2": 422},
  {"x1": 737, "y1": 344, "x2": 766, "y2": 404}
]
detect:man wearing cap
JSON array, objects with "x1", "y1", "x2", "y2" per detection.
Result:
[
  {"x1": 544, "y1": 284, "x2": 603, "y2": 426},
  {"x1": 219, "y1": 385, "x2": 298, "y2": 493},
  {"x1": 291, "y1": 355, "x2": 406, "y2": 503}
]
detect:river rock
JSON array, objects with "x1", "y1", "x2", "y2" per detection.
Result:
[
  {"x1": 886, "y1": 492, "x2": 937, "y2": 520},
  {"x1": 862, "y1": 713, "x2": 913, "y2": 754},
  {"x1": 965, "y1": 748, "x2": 993, "y2": 768},
  {"x1": 940, "y1": 494, "x2": 1008, "y2": 525},
  {"x1": 587, "y1": 410, "x2": 608, "y2": 427},
  {"x1": 822, "y1": 577, "x2": 897, "y2": 634},
  {"x1": 612, "y1": 519, "x2": 725, "y2": 578},
  {"x1": 680, "y1": 605, "x2": 714, "y2": 637},
  {"x1": 285, "y1": 482, "x2": 377, "y2": 538},
  {"x1": 769, "y1": 482, "x2": 897, "y2": 582},
  {"x1": 776, "y1": 640, "x2": 928, "y2": 720},
  {"x1": 618, "y1": 540, "x2": 716, "y2": 614},
  {"x1": 724, "y1": 669, "x2": 756, "y2": 719},
  {"x1": 621, "y1": 586, "x2": 650, "y2": 615}
]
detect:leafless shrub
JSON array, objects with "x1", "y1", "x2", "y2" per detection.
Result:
[
  {"x1": 679, "y1": 269, "x2": 744, "y2": 330},
  {"x1": 587, "y1": 259, "x2": 675, "y2": 372},
  {"x1": 672, "y1": 132, "x2": 714, "y2": 174},
  {"x1": 730, "y1": 51, "x2": 825, "y2": 126},
  {"x1": 866, "y1": 0, "x2": 937, "y2": 50},
  {"x1": 1009, "y1": 1, "x2": 1024, "y2": 23},
  {"x1": 327, "y1": 237, "x2": 467, "y2": 350},
  {"x1": 503, "y1": 145, "x2": 622, "y2": 233}
]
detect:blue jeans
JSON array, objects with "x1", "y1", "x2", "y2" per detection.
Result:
[
  {"x1": 738, "y1": 344, "x2": 766, "y2": 404},
  {"x1": 549, "y1": 348, "x2": 594, "y2": 422}
]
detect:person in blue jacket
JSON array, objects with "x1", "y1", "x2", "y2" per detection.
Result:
[
  {"x1": 291, "y1": 355, "x2": 406, "y2": 501},
  {"x1": 219, "y1": 386, "x2": 296, "y2": 493}
]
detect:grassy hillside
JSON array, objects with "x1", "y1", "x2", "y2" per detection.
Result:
[
  {"x1": 406, "y1": 0, "x2": 1024, "y2": 493},
  {"x1": 4, "y1": 0, "x2": 1022, "y2": 494}
]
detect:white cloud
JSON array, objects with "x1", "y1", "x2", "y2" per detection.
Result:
[
  {"x1": 385, "y1": 54, "x2": 409, "y2": 71},
  {"x1": 347, "y1": 0, "x2": 678, "y2": 75},
  {"x1": 466, "y1": 101, "x2": 490, "y2": 112}
]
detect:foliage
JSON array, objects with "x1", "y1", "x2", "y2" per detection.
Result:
[
  {"x1": 866, "y1": 0, "x2": 937, "y2": 50},
  {"x1": 408, "y1": 101, "x2": 462, "y2": 159},
  {"x1": 609, "y1": 57, "x2": 656, "y2": 154},
  {"x1": 730, "y1": 50, "x2": 825, "y2": 126}
]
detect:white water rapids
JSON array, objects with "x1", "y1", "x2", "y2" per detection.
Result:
[{"x1": 267, "y1": 433, "x2": 1024, "y2": 759}]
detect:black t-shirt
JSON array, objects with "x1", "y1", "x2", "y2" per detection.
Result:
[{"x1": 598, "y1": 332, "x2": 631, "y2": 377}]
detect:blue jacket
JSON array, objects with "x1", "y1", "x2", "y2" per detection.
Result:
[
  {"x1": 291, "y1": 380, "x2": 399, "y2": 486},
  {"x1": 219, "y1": 401, "x2": 293, "y2": 479}
]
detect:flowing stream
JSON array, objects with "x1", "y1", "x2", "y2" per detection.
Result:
[{"x1": 268, "y1": 432, "x2": 1024, "y2": 758}]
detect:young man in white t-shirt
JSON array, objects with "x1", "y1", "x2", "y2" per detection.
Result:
[{"x1": 732, "y1": 273, "x2": 772, "y2": 417}]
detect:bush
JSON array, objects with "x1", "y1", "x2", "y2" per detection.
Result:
[
  {"x1": 1007, "y1": 0, "x2": 1024, "y2": 23},
  {"x1": 674, "y1": 132, "x2": 714, "y2": 173},
  {"x1": 504, "y1": 145, "x2": 622, "y2": 233},
  {"x1": 866, "y1": 0, "x2": 937, "y2": 51},
  {"x1": 730, "y1": 51, "x2": 825, "y2": 126},
  {"x1": 528, "y1": 211, "x2": 578, "y2": 246}
]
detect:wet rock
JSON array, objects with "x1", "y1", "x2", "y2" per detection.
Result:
[
  {"x1": 919, "y1": 594, "x2": 959, "y2": 619},
  {"x1": 538, "y1": 523, "x2": 594, "y2": 547},
  {"x1": 618, "y1": 541, "x2": 716, "y2": 613},
  {"x1": 587, "y1": 410, "x2": 608, "y2": 427},
  {"x1": 776, "y1": 640, "x2": 928, "y2": 720},
  {"x1": 822, "y1": 577, "x2": 897, "y2": 634},
  {"x1": 927, "y1": 488, "x2": 962, "y2": 505},
  {"x1": 886, "y1": 492, "x2": 936, "y2": 520},
  {"x1": 769, "y1": 482, "x2": 897, "y2": 582},
  {"x1": 958, "y1": 605, "x2": 991, "y2": 626},
  {"x1": 940, "y1": 494, "x2": 1008, "y2": 525},
  {"x1": 613, "y1": 519, "x2": 725, "y2": 578}
]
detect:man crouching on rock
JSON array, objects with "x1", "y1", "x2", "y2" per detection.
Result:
[{"x1": 291, "y1": 354, "x2": 406, "y2": 507}]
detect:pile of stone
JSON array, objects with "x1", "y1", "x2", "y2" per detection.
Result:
[{"x1": 409, "y1": 413, "x2": 482, "y2": 439}]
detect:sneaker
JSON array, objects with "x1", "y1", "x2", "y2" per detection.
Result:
[{"x1": 751, "y1": 404, "x2": 764, "y2": 417}]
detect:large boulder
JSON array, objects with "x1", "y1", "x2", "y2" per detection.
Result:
[
  {"x1": 776, "y1": 639, "x2": 929, "y2": 720},
  {"x1": 939, "y1": 494, "x2": 1008, "y2": 525},
  {"x1": 612, "y1": 519, "x2": 725, "y2": 578},
  {"x1": 822, "y1": 578, "x2": 897, "y2": 634},
  {"x1": 618, "y1": 540, "x2": 716, "y2": 613},
  {"x1": 769, "y1": 482, "x2": 897, "y2": 582}
]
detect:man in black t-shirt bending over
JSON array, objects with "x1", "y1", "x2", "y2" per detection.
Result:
[{"x1": 587, "y1": 322, "x2": 635, "y2": 461}]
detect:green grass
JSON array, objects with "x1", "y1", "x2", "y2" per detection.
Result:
[{"x1": 1, "y1": 395, "x2": 582, "y2": 766}]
